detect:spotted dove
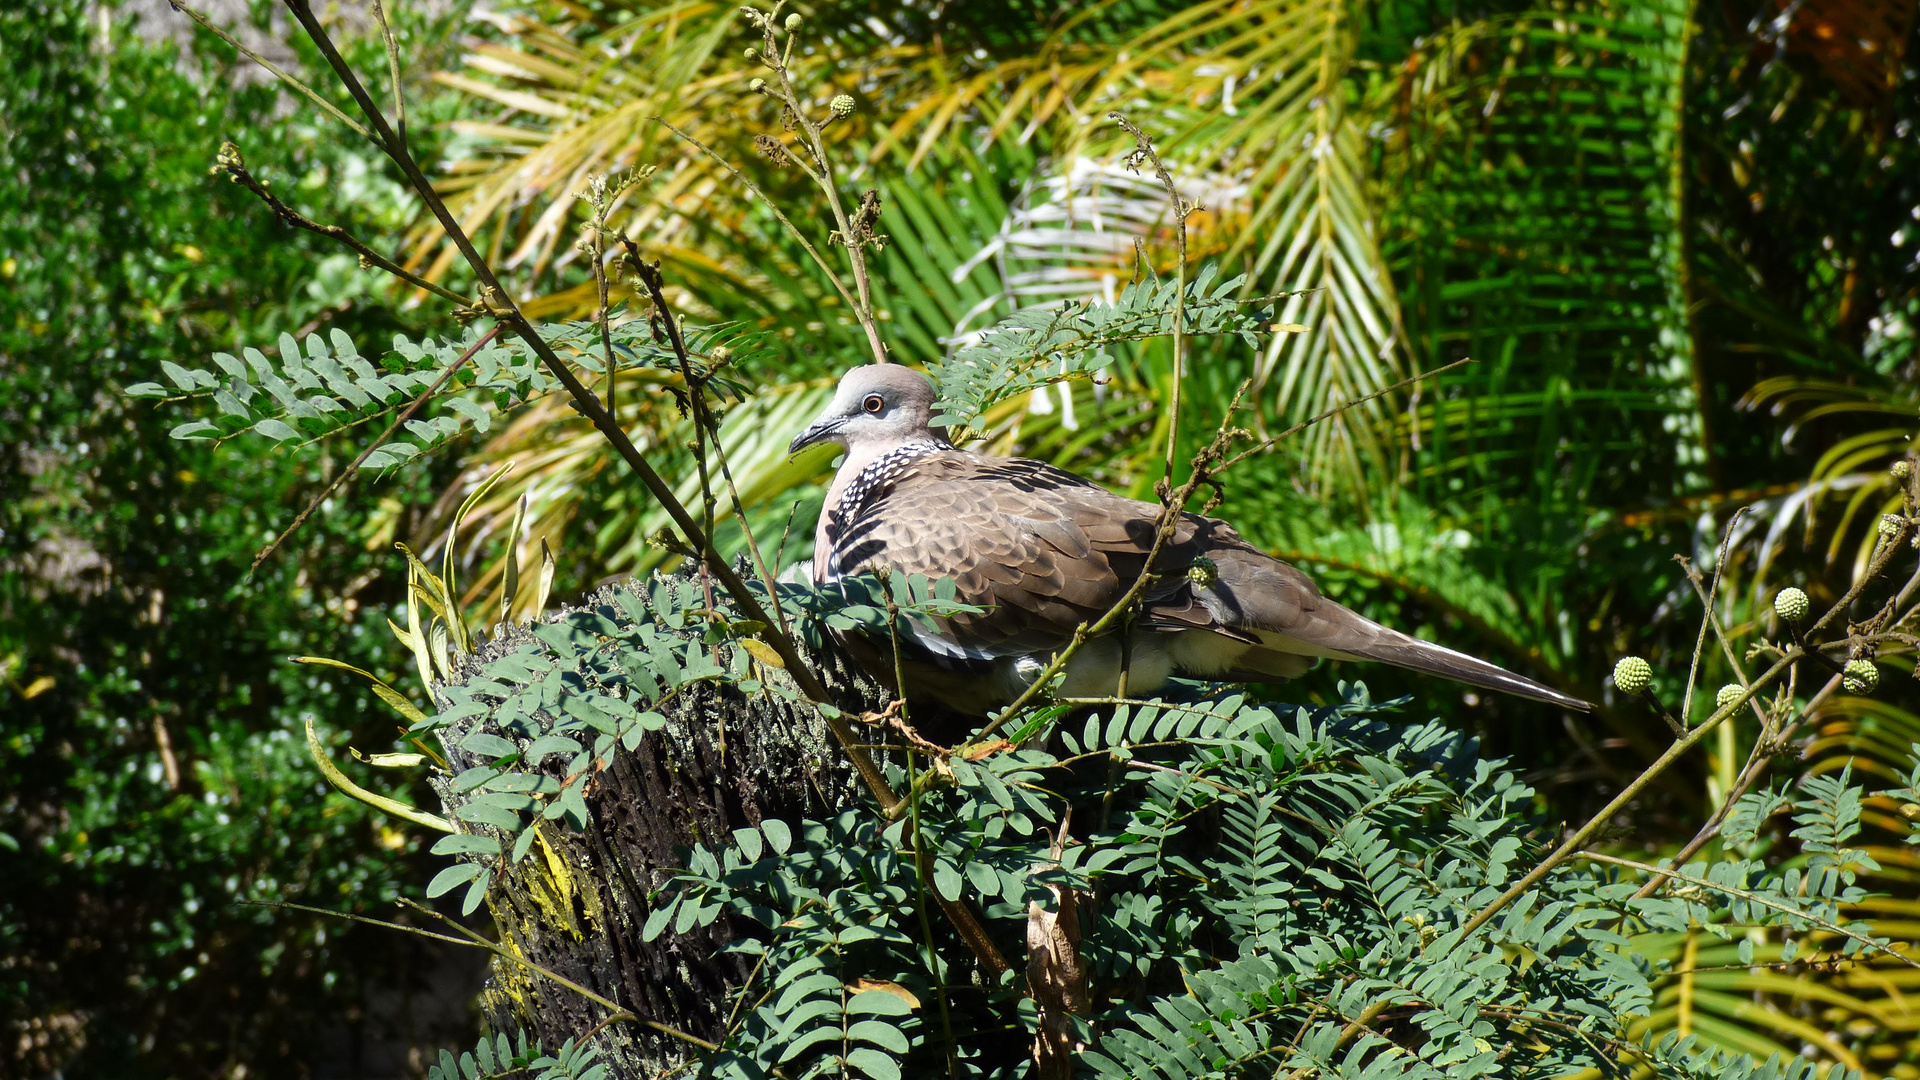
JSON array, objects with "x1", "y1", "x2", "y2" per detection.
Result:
[{"x1": 789, "y1": 365, "x2": 1592, "y2": 716}]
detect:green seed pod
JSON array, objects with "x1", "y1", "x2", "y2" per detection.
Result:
[
  {"x1": 1613, "y1": 656, "x2": 1652, "y2": 695},
  {"x1": 1843, "y1": 659, "x2": 1879, "y2": 695},
  {"x1": 830, "y1": 94, "x2": 856, "y2": 117},
  {"x1": 1773, "y1": 587, "x2": 1810, "y2": 624},
  {"x1": 744, "y1": 46, "x2": 760, "y2": 61},
  {"x1": 749, "y1": 78, "x2": 767, "y2": 93},
  {"x1": 1715, "y1": 683, "x2": 1743, "y2": 709},
  {"x1": 784, "y1": 13, "x2": 803, "y2": 32},
  {"x1": 1893, "y1": 460, "x2": 1912, "y2": 481}
]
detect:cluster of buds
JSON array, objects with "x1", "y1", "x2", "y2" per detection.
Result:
[
  {"x1": 1186, "y1": 556, "x2": 1218, "y2": 588},
  {"x1": 1716, "y1": 683, "x2": 1744, "y2": 710},
  {"x1": 1773, "y1": 586, "x2": 1810, "y2": 624},
  {"x1": 1843, "y1": 660, "x2": 1879, "y2": 695},
  {"x1": 740, "y1": 8, "x2": 800, "y2": 32},
  {"x1": 1613, "y1": 656, "x2": 1652, "y2": 695}
]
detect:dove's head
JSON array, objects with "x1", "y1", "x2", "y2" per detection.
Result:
[{"x1": 788, "y1": 365, "x2": 947, "y2": 455}]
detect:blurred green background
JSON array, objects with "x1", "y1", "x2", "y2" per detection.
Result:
[{"x1": 2, "y1": 0, "x2": 1916, "y2": 1074}]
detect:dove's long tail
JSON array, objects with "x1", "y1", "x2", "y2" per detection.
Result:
[
  {"x1": 1202, "y1": 547, "x2": 1594, "y2": 712},
  {"x1": 1249, "y1": 617, "x2": 1593, "y2": 711}
]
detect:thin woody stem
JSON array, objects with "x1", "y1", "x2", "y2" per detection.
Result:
[
  {"x1": 752, "y1": 5, "x2": 888, "y2": 365},
  {"x1": 1456, "y1": 653, "x2": 1797, "y2": 941},
  {"x1": 168, "y1": 0, "x2": 374, "y2": 143},
  {"x1": 368, "y1": 0, "x2": 406, "y2": 153},
  {"x1": 213, "y1": 145, "x2": 468, "y2": 307},
  {"x1": 1585, "y1": 852, "x2": 1916, "y2": 968},
  {"x1": 1108, "y1": 114, "x2": 1188, "y2": 485},
  {"x1": 1220, "y1": 358, "x2": 1474, "y2": 473},
  {"x1": 247, "y1": 899, "x2": 720, "y2": 1051},
  {"x1": 654, "y1": 119, "x2": 867, "y2": 330}
]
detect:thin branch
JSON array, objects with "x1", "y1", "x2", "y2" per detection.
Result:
[
  {"x1": 252, "y1": 325, "x2": 500, "y2": 572},
  {"x1": 754, "y1": 9, "x2": 887, "y2": 365},
  {"x1": 167, "y1": 0, "x2": 375, "y2": 143},
  {"x1": 1108, "y1": 113, "x2": 1190, "y2": 487},
  {"x1": 1220, "y1": 357, "x2": 1474, "y2": 473},
  {"x1": 1455, "y1": 653, "x2": 1797, "y2": 941},
  {"x1": 213, "y1": 143, "x2": 469, "y2": 307},
  {"x1": 1583, "y1": 851, "x2": 1917, "y2": 969},
  {"x1": 652, "y1": 118, "x2": 867, "y2": 328},
  {"x1": 394, "y1": 899, "x2": 722, "y2": 1050},
  {"x1": 368, "y1": 0, "x2": 406, "y2": 154}
]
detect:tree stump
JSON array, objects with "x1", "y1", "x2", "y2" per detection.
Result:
[{"x1": 431, "y1": 573, "x2": 894, "y2": 1077}]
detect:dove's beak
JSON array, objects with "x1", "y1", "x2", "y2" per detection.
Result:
[{"x1": 787, "y1": 416, "x2": 845, "y2": 456}]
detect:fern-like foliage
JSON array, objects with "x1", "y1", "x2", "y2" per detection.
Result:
[
  {"x1": 425, "y1": 603, "x2": 1878, "y2": 1080},
  {"x1": 411, "y1": 570, "x2": 971, "y2": 917},
  {"x1": 425, "y1": 1031, "x2": 602, "y2": 1080},
  {"x1": 129, "y1": 315, "x2": 755, "y2": 470},
  {"x1": 927, "y1": 264, "x2": 1269, "y2": 429}
]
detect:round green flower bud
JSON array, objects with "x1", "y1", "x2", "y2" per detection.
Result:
[
  {"x1": 1842, "y1": 659, "x2": 1879, "y2": 695},
  {"x1": 784, "y1": 12, "x2": 803, "y2": 32},
  {"x1": 1893, "y1": 460, "x2": 1912, "y2": 481},
  {"x1": 1881, "y1": 513, "x2": 1905, "y2": 538},
  {"x1": 1902, "y1": 803, "x2": 1920, "y2": 821},
  {"x1": 1187, "y1": 556, "x2": 1218, "y2": 588},
  {"x1": 830, "y1": 94, "x2": 856, "y2": 117},
  {"x1": 744, "y1": 46, "x2": 760, "y2": 61},
  {"x1": 1773, "y1": 586, "x2": 1810, "y2": 624},
  {"x1": 749, "y1": 77, "x2": 766, "y2": 92},
  {"x1": 1613, "y1": 656, "x2": 1652, "y2": 695},
  {"x1": 1715, "y1": 683, "x2": 1743, "y2": 710}
]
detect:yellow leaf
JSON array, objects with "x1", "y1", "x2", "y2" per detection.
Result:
[
  {"x1": 739, "y1": 638, "x2": 785, "y2": 669},
  {"x1": 847, "y1": 978, "x2": 920, "y2": 1008},
  {"x1": 21, "y1": 676, "x2": 55, "y2": 699}
]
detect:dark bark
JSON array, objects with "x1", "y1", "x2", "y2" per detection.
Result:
[{"x1": 432, "y1": 572, "x2": 894, "y2": 1077}]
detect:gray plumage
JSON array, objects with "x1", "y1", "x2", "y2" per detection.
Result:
[{"x1": 789, "y1": 365, "x2": 1593, "y2": 716}]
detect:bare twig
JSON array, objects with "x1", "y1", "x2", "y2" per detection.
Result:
[
  {"x1": 166, "y1": 0, "x2": 374, "y2": 143},
  {"x1": 652, "y1": 118, "x2": 868, "y2": 332},
  {"x1": 749, "y1": 7, "x2": 888, "y2": 365},
  {"x1": 212, "y1": 143, "x2": 468, "y2": 307},
  {"x1": 368, "y1": 0, "x2": 406, "y2": 153}
]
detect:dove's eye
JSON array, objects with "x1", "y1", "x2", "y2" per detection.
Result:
[{"x1": 862, "y1": 394, "x2": 885, "y2": 414}]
